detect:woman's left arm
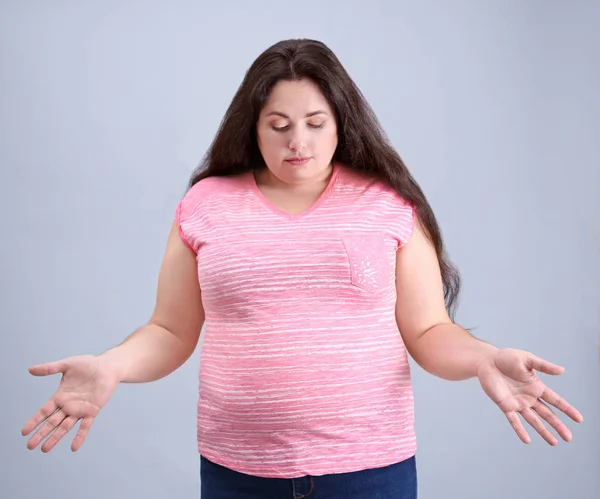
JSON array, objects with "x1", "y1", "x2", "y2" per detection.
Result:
[
  {"x1": 395, "y1": 217, "x2": 584, "y2": 444},
  {"x1": 394, "y1": 217, "x2": 497, "y2": 380}
]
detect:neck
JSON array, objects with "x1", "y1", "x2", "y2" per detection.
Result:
[{"x1": 255, "y1": 163, "x2": 334, "y2": 193}]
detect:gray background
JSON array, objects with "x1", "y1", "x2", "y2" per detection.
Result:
[{"x1": 1, "y1": 1, "x2": 598, "y2": 498}]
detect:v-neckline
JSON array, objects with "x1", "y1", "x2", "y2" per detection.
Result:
[{"x1": 248, "y1": 163, "x2": 340, "y2": 220}]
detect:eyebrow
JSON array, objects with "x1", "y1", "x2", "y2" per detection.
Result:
[{"x1": 266, "y1": 110, "x2": 328, "y2": 119}]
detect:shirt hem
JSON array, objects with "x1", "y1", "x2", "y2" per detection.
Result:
[{"x1": 198, "y1": 444, "x2": 418, "y2": 479}]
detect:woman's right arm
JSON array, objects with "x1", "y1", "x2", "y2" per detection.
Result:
[
  {"x1": 100, "y1": 220, "x2": 205, "y2": 383},
  {"x1": 22, "y1": 219, "x2": 205, "y2": 452}
]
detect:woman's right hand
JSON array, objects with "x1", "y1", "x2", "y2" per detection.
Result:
[{"x1": 21, "y1": 354, "x2": 121, "y2": 453}]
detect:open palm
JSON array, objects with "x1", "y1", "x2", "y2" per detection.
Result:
[
  {"x1": 21, "y1": 354, "x2": 120, "y2": 453},
  {"x1": 477, "y1": 348, "x2": 584, "y2": 445}
]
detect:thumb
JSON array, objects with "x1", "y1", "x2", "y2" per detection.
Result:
[
  {"x1": 527, "y1": 353, "x2": 565, "y2": 375},
  {"x1": 28, "y1": 360, "x2": 67, "y2": 377}
]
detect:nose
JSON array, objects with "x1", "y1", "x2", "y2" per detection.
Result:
[{"x1": 288, "y1": 128, "x2": 307, "y2": 153}]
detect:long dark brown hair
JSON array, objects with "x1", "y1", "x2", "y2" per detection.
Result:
[{"x1": 188, "y1": 38, "x2": 461, "y2": 318}]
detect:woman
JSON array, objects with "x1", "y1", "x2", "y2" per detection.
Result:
[{"x1": 22, "y1": 38, "x2": 583, "y2": 498}]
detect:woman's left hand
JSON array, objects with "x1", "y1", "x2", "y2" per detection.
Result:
[{"x1": 476, "y1": 348, "x2": 584, "y2": 445}]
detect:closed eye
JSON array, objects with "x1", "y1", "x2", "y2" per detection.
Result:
[{"x1": 271, "y1": 123, "x2": 325, "y2": 132}]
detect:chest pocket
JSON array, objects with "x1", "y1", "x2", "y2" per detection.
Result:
[{"x1": 340, "y1": 234, "x2": 394, "y2": 294}]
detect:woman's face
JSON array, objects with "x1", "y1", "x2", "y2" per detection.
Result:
[{"x1": 256, "y1": 78, "x2": 338, "y2": 186}]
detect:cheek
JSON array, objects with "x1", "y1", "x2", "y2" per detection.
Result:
[
  {"x1": 317, "y1": 128, "x2": 338, "y2": 152},
  {"x1": 258, "y1": 131, "x2": 283, "y2": 154}
]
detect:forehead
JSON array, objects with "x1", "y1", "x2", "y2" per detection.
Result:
[{"x1": 261, "y1": 79, "x2": 332, "y2": 114}]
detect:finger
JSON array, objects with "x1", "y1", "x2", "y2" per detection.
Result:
[
  {"x1": 27, "y1": 408, "x2": 66, "y2": 450},
  {"x1": 28, "y1": 360, "x2": 66, "y2": 377},
  {"x1": 21, "y1": 399, "x2": 59, "y2": 436},
  {"x1": 505, "y1": 411, "x2": 531, "y2": 444},
  {"x1": 521, "y1": 407, "x2": 558, "y2": 446},
  {"x1": 534, "y1": 400, "x2": 572, "y2": 442},
  {"x1": 71, "y1": 417, "x2": 95, "y2": 452},
  {"x1": 526, "y1": 354, "x2": 565, "y2": 376},
  {"x1": 41, "y1": 416, "x2": 79, "y2": 453},
  {"x1": 541, "y1": 387, "x2": 584, "y2": 423}
]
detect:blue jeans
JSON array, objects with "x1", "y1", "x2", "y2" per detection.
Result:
[{"x1": 200, "y1": 455, "x2": 417, "y2": 498}]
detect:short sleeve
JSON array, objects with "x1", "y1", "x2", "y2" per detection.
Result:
[
  {"x1": 173, "y1": 176, "x2": 221, "y2": 253},
  {"x1": 396, "y1": 202, "x2": 415, "y2": 249},
  {"x1": 175, "y1": 199, "x2": 195, "y2": 252},
  {"x1": 381, "y1": 185, "x2": 415, "y2": 250}
]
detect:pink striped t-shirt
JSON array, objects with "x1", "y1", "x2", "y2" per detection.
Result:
[{"x1": 176, "y1": 162, "x2": 416, "y2": 478}]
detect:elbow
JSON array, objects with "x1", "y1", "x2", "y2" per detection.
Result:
[
  {"x1": 149, "y1": 317, "x2": 203, "y2": 357},
  {"x1": 400, "y1": 320, "x2": 452, "y2": 352}
]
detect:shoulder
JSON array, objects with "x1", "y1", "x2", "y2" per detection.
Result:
[
  {"x1": 336, "y1": 163, "x2": 415, "y2": 247},
  {"x1": 177, "y1": 173, "x2": 249, "y2": 221},
  {"x1": 175, "y1": 173, "x2": 250, "y2": 252},
  {"x1": 336, "y1": 163, "x2": 412, "y2": 209}
]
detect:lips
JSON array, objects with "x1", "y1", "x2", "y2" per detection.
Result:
[{"x1": 285, "y1": 157, "x2": 311, "y2": 166}]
